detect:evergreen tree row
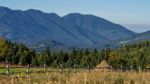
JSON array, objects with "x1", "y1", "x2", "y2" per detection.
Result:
[{"x1": 0, "y1": 38, "x2": 150, "y2": 70}]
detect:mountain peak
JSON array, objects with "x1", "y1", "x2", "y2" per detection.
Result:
[
  {"x1": 64, "y1": 13, "x2": 83, "y2": 16},
  {"x1": 25, "y1": 9, "x2": 60, "y2": 18},
  {"x1": 48, "y1": 13, "x2": 60, "y2": 17},
  {"x1": 63, "y1": 13, "x2": 113, "y2": 25},
  {"x1": 25, "y1": 9, "x2": 44, "y2": 13},
  {"x1": 0, "y1": 6, "x2": 10, "y2": 10},
  {"x1": 64, "y1": 13, "x2": 99, "y2": 18},
  {"x1": 0, "y1": 6, "x2": 12, "y2": 12}
]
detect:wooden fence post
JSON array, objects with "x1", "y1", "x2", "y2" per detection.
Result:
[
  {"x1": 44, "y1": 64, "x2": 47, "y2": 72},
  {"x1": 6, "y1": 64, "x2": 9, "y2": 75},
  {"x1": 27, "y1": 64, "x2": 30, "y2": 74},
  {"x1": 73, "y1": 64, "x2": 77, "y2": 73},
  {"x1": 130, "y1": 65, "x2": 133, "y2": 72},
  {"x1": 121, "y1": 66, "x2": 123, "y2": 72},
  {"x1": 87, "y1": 65, "x2": 90, "y2": 73},
  {"x1": 60, "y1": 64, "x2": 63, "y2": 73},
  {"x1": 138, "y1": 66, "x2": 141, "y2": 72}
]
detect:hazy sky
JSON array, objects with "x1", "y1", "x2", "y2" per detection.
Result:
[{"x1": 0, "y1": 0, "x2": 150, "y2": 32}]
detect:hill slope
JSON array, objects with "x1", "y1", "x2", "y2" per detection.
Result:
[
  {"x1": 119, "y1": 31, "x2": 150, "y2": 45},
  {"x1": 0, "y1": 7, "x2": 135, "y2": 48}
]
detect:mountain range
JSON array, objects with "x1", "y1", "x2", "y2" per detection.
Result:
[
  {"x1": 0, "y1": 6, "x2": 149, "y2": 49},
  {"x1": 123, "y1": 24, "x2": 150, "y2": 33},
  {"x1": 119, "y1": 30, "x2": 150, "y2": 44}
]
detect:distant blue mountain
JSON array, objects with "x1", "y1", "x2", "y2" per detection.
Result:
[
  {"x1": 123, "y1": 24, "x2": 150, "y2": 33},
  {"x1": 119, "y1": 30, "x2": 150, "y2": 44},
  {"x1": 0, "y1": 6, "x2": 135, "y2": 49}
]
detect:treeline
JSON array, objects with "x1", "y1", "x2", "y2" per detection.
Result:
[
  {"x1": 0, "y1": 38, "x2": 150, "y2": 70},
  {"x1": 108, "y1": 41, "x2": 150, "y2": 70},
  {"x1": 0, "y1": 38, "x2": 36, "y2": 65}
]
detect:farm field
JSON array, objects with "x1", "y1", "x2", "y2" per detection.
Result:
[{"x1": 0, "y1": 68, "x2": 150, "y2": 84}]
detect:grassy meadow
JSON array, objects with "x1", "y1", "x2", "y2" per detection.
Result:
[{"x1": 0, "y1": 68, "x2": 150, "y2": 84}]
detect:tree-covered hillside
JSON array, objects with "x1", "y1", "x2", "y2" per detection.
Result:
[
  {"x1": 0, "y1": 38, "x2": 36, "y2": 65},
  {"x1": 108, "y1": 40, "x2": 150, "y2": 70},
  {"x1": 0, "y1": 37, "x2": 150, "y2": 70}
]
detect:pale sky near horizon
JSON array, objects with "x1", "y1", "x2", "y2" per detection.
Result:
[{"x1": 0, "y1": 0, "x2": 150, "y2": 32}]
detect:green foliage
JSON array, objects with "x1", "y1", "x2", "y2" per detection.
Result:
[
  {"x1": 38, "y1": 47, "x2": 52, "y2": 66},
  {"x1": 0, "y1": 37, "x2": 150, "y2": 70},
  {"x1": 0, "y1": 38, "x2": 36, "y2": 65}
]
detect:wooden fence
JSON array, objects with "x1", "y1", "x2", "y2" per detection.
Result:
[
  {"x1": 0, "y1": 64, "x2": 84, "y2": 75},
  {"x1": 0, "y1": 64, "x2": 147, "y2": 76}
]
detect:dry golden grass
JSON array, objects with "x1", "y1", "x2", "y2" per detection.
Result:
[{"x1": 0, "y1": 70, "x2": 150, "y2": 84}]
